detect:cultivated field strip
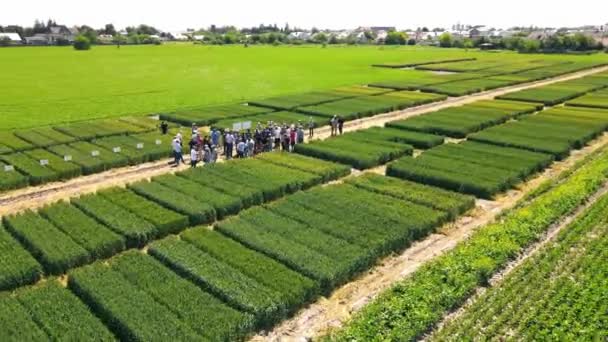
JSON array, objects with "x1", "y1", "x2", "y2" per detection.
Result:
[
  {"x1": 2, "y1": 62, "x2": 608, "y2": 203},
  {"x1": 0, "y1": 168, "x2": 475, "y2": 340},
  {"x1": 431, "y1": 193, "x2": 608, "y2": 341},
  {"x1": 327, "y1": 142, "x2": 608, "y2": 341},
  {"x1": 0, "y1": 154, "x2": 350, "y2": 291},
  {"x1": 0, "y1": 119, "x2": 177, "y2": 193}
]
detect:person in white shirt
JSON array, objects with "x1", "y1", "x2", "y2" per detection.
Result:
[
  {"x1": 172, "y1": 136, "x2": 184, "y2": 166},
  {"x1": 190, "y1": 146, "x2": 199, "y2": 168},
  {"x1": 225, "y1": 132, "x2": 235, "y2": 159}
]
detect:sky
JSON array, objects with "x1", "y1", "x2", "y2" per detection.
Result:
[{"x1": 1, "y1": 0, "x2": 607, "y2": 32}]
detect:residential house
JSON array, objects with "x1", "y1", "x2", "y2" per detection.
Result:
[
  {"x1": 288, "y1": 31, "x2": 312, "y2": 40},
  {"x1": 24, "y1": 25, "x2": 78, "y2": 45},
  {"x1": 97, "y1": 34, "x2": 114, "y2": 44},
  {"x1": 0, "y1": 32, "x2": 23, "y2": 45}
]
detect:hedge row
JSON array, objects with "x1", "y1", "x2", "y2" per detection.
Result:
[
  {"x1": 160, "y1": 103, "x2": 270, "y2": 126},
  {"x1": 72, "y1": 193, "x2": 160, "y2": 248},
  {"x1": 110, "y1": 250, "x2": 255, "y2": 340},
  {"x1": 68, "y1": 262, "x2": 202, "y2": 341},
  {"x1": 330, "y1": 129, "x2": 608, "y2": 341},
  {"x1": 149, "y1": 236, "x2": 286, "y2": 326},
  {"x1": 297, "y1": 91, "x2": 446, "y2": 121},
  {"x1": 387, "y1": 141, "x2": 553, "y2": 199},
  {"x1": 387, "y1": 99, "x2": 540, "y2": 138},
  {"x1": 14, "y1": 281, "x2": 116, "y2": 341},
  {"x1": 0, "y1": 225, "x2": 42, "y2": 291},
  {"x1": 2, "y1": 211, "x2": 91, "y2": 274},
  {"x1": 469, "y1": 106, "x2": 608, "y2": 159}
]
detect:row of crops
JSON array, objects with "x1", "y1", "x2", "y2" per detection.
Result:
[
  {"x1": 432, "y1": 192, "x2": 608, "y2": 341},
  {"x1": 371, "y1": 60, "x2": 608, "y2": 97},
  {"x1": 0, "y1": 116, "x2": 159, "y2": 154},
  {"x1": 387, "y1": 99, "x2": 541, "y2": 138},
  {"x1": 329, "y1": 138, "x2": 608, "y2": 341},
  {"x1": 294, "y1": 126, "x2": 443, "y2": 169},
  {"x1": 0, "y1": 162, "x2": 478, "y2": 340},
  {"x1": 0, "y1": 153, "x2": 350, "y2": 291},
  {"x1": 567, "y1": 87, "x2": 608, "y2": 109},
  {"x1": 0, "y1": 130, "x2": 176, "y2": 192},
  {"x1": 158, "y1": 61, "x2": 608, "y2": 131}
]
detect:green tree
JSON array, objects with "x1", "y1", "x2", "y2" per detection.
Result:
[
  {"x1": 104, "y1": 24, "x2": 116, "y2": 35},
  {"x1": 314, "y1": 32, "x2": 328, "y2": 44},
  {"x1": 385, "y1": 31, "x2": 407, "y2": 45},
  {"x1": 328, "y1": 35, "x2": 339, "y2": 44},
  {"x1": 519, "y1": 39, "x2": 540, "y2": 53},
  {"x1": 439, "y1": 32, "x2": 453, "y2": 47},
  {"x1": 73, "y1": 35, "x2": 91, "y2": 50}
]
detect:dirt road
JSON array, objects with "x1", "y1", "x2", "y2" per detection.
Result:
[{"x1": 1, "y1": 65, "x2": 607, "y2": 217}]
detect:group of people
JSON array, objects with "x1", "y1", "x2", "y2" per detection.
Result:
[
  {"x1": 330, "y1": 115, "x2": 345, "y2": 136},
  {"x1": 167, "y1": 114, "x2": 347, "y2": 168},
  {"x1": 169, "y1": 120, "x2": 314, "y2": 168}
]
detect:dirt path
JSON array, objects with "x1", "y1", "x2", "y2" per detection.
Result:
[
  {"x1": 424, "y1": 181, "x2": 608, "y2": 341},
  {"x1": 1, "y1": 65, "x2": 607, "y2": 217},
  {"x1": 251, "y1": 133, "x2": 608, "y2": 341}
]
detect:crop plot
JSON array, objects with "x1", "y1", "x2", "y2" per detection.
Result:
[
  {"x1": 294, "y1": 127, "x2": 418, "y2": 169},
  {"x1": 567, "y1": 87, "x2": 608, "y2": 109},
  {"x1": 497, "y1": 74, "x2": 608, "y2": 105},
  {"x1": 213, "y1": 110, "x2": 324, "y2": 130},
  {"x1": 298, "y1": 91, "x2": 446, "y2": 121},
  {"x1": 387, "y1": 141, "x2": 553, "y2": 198},
  {"x1": 160, "y1": 103, "x2": 271, "y2": 126},
  {"x1": 388, "y1": 99, "x2": 540, "y2": 138},
  {"x1": 469, "y1": 106, "x2": 608, "y2": 159},
  {"x1": 433, "y1": 193, "x2": 608, "y2": 340}
]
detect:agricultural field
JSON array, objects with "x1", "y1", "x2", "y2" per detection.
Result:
[
  {"x1": 566, "y1": 87, "x2": 608, "y2": 109},
  {"x1": 2, "y1": 45, "x2": 608, "y2": 130},
  {"x1": 387, "y1": 99, "x2": 541, "y2": 138},
  {"x1": 1, "y1": 44, "x2": 608, "y2": 342},
  {"x1": 294, "y1": 126, "x2": 444, "y2": 169}
]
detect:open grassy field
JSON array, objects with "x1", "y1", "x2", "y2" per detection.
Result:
[{"x1": 1, "y1": 44, "x2": 607, "y2": 130}]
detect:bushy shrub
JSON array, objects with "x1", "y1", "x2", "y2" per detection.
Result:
[{"x1": 73, "y1": 35, "x2": 91, "y2": 51}]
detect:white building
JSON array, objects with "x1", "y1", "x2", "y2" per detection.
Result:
[
  {"x1": 288, "y1": 31, "x2": 312, "y2": 40},
  {"x1": 0, "y1": 32, "x2": 22, "y2": 44}
]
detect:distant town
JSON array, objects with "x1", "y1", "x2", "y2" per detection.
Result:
[{"x1": 1, "y1": 20, "x2": 607, "y2": 52}]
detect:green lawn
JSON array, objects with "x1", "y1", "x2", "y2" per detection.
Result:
[{"x1": 1, "y1": 44, "x2": 606, "y2": 130}]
